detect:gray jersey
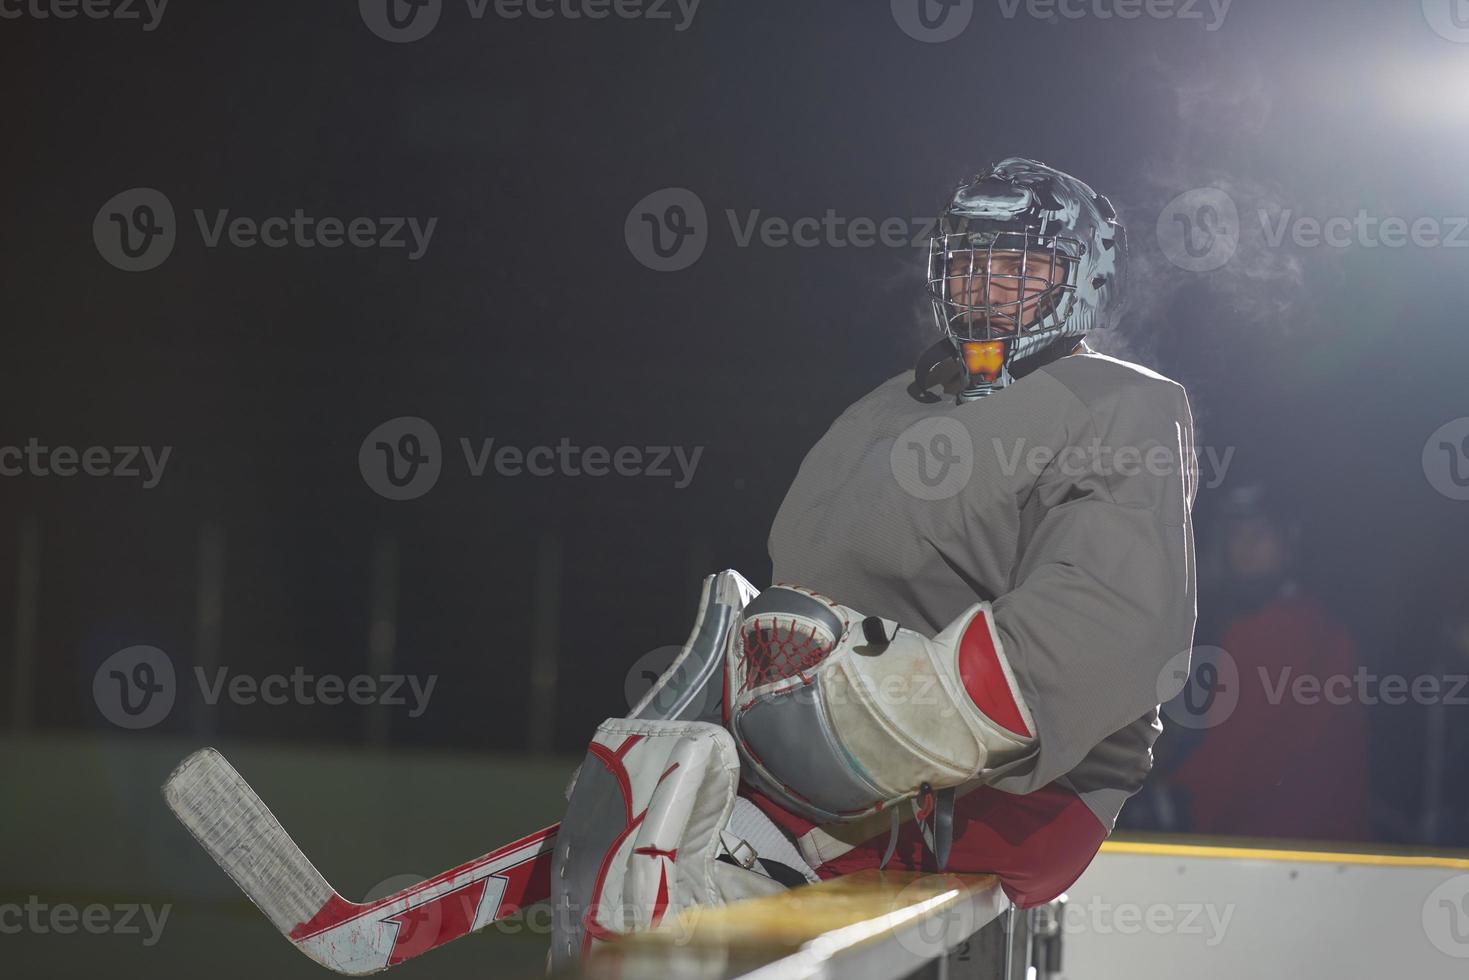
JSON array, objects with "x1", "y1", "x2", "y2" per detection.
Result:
[{"x1": 768, "y1": 348, "x2": 1197, "y2": 831}]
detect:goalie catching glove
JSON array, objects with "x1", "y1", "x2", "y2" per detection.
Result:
[{"x1": 729, "y1": 584, "x2": 1038, "y2": 825}]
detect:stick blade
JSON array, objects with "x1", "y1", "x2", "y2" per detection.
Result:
[{"x1": 164, "y1": 748, "x2": 340, "y2": 940}]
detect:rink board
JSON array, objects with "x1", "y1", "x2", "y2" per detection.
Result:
[
  {"x1": 572, "y1": 870, "x2": 1011, "y2": 980},
  {"x1": 1066, "y1": 840, "x2": 1469, "y2": 979}
]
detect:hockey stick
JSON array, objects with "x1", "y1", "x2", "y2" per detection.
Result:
[{"x1": 163, "y1": 748, "x2": 558, "y2": 975}]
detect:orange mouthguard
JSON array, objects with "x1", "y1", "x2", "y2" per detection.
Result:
[{"x1": 961, "y1": 341, "x2": 1007, "y2": 384}]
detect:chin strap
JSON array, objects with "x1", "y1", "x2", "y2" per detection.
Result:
[{"x1": 909, "y1": 337, "x2": 964, "y2": 403}]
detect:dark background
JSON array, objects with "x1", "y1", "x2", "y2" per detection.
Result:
[{"x1": 4, "y1": 0, "x2": 1469, "y2": 848}]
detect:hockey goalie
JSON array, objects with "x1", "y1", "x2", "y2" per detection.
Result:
[
  {"x1": 164, "y1": 158, "x2": 1197, "y2": 975},
  {"x1": 549, "y1": 156, "x2": 1197, "y2": 965}
]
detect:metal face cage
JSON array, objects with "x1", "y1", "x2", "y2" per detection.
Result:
[{"x1": 927, "y1": 229, "x2": 1085, "y2": 343}]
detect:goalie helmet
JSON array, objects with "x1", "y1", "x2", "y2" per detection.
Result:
[{"x1": 920, "y1": 157, "x2": 1126, "y2": 400}]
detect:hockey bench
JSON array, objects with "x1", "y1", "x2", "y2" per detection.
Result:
[{"x1": 568, "y1": 870, "x2": 1049, "y2": 980}]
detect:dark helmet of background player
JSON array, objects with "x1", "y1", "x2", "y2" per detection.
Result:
[{"x1": 1205, "y1": 481, "x2": 1303, "y2": 617}]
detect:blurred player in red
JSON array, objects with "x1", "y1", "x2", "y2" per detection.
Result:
[{"x1": 1171, "y1": 484, "x2": 1370, "y2": 841}]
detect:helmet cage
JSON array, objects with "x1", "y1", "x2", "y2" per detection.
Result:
[{"x1": 926, "y1": 228, "x2": 1085, "y2": 344}]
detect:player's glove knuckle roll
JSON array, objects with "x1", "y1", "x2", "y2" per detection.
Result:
[{"x1": 727, "y1": 585, "x2": 1038, "y2": 824}]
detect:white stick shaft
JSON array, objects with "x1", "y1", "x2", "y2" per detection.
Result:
[{"x1": 165, "y1": 747, "x2": 337, "y2": 936}]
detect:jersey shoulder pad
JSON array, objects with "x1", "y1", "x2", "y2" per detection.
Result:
[{"x1": 1037, "y1": 350, "x2": 1186, "y2": 410}]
